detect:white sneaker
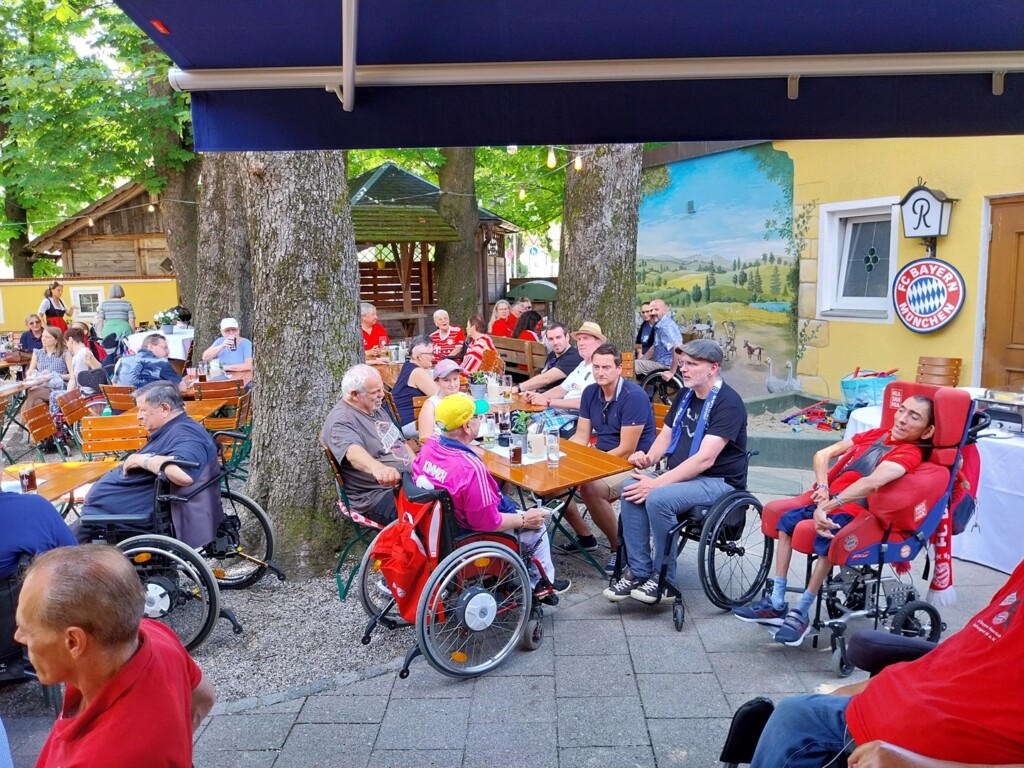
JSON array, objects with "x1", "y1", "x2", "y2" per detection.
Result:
[{"x1": 629, "y1": 578, "x2": 664, "y2": 605}]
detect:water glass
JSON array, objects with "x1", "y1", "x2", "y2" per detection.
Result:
[
  {"x1": 501, "y1": 375, "x2": 513, "y2": 403},
  {"x1": 545, "y1": 431, "x2": 560, "y2": 468},
  {"x1": 482, "y1": 414, "x2": 497, "y2": 448}
]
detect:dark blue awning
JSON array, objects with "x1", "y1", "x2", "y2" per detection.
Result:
[{"x1": 113, "y1": 0, "x2": 1024, "y2": 151}]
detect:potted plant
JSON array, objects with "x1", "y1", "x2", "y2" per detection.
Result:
[
  {"x1": 154, "y1": 309, "x2": 178, "y2": 334},
  {"x1": 510, "y1": 409, "x2": 532, "y2": 435},
  {"x1": 468, "y1": 371, "x2": 487, "y2": 399}
]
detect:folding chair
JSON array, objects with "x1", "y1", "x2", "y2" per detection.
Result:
[{"x1": 100, "y1": 384, "x2": 136, "y2": 414}]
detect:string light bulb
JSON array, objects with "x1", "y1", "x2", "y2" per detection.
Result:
[
  {"x1": 147, "y1": 203, "x2": 156, "y2": 212},
  {"x1": 574, "y1": 154, "x2": 583, "y2": 172},
  {"x1": 87, "y1": 217, "x2": 94, "y2": 227},
  {"x1": 519, "y1": 187, "x2": 527, "y2": 200},
  {"x1": 507, "y1": 145, "x2": 518, "y2": 154},
  {"x1": 546, "y1": 146, "x2": 557, "y2": 169}
]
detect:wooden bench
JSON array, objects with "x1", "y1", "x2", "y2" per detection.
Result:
[{"x1": 492, "y1": 336, "x2": 547, "y2": 380}]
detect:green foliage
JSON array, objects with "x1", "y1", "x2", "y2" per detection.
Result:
[
  {"x1": 0, "y1": 0, "x2": 192, "y2": 262},
  {"x1": 691, "y1": 284, "x2": 702, "y2": 305},
  {"x1": 31, "y1": 257, "x2": 61, "y2": 277},
  {"x1": 468, "y1": 371, "x2": 487, "y2": 385},
  {"x1": 511, "y1": 409, "x2": 531, "y2": 435},
  {"x1": 641, "y1": 165, "x2": 670, "y2": 198}
]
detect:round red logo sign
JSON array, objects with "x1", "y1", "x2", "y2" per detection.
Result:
[{"x1": 892, "y1": 257, "x2": 966, "y2": 333}]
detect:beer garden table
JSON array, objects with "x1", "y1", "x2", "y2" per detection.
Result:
[
  {"x1": 3, "y1": 460, "x2": 120, "y2": 510},
  {"x1": 478, "y1": 438, "x2": 633, "y2": 575},
  {"x1": 0, "y1": 378, "x2": 33, "y2": 447}
]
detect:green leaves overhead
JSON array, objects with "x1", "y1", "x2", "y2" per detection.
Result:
[{"x1": 0, "y1": 0, "x2": 190, "y2": 258}]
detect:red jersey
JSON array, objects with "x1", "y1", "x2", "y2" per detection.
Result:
[
  {"x1": 829, "y1": 427, "x2": 924, "y2": 506},
  {"x1": 430, "y1": 326, "x2": 465, "y2": 363},
  {"x1": 461, "y1": 334, "x2": 496, "y2": 373},
  {"x1": 361, "y1": 322, "x2": 390, "y2": 351},
  {"x1": 36, "y1": 620, "x2": 201, "y2": 768},
  {"x1": 847, "y1": 558, "x2": 1024, "y2": 762},
  {"x1": 490, "y1": 316, "x2": 514, "y2": 338}
]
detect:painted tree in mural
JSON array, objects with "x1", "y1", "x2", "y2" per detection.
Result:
[
  {"x1": 558, "y1": 143, "x2": 643, "y2": 349},
  {"x1": 236, "y1": 150, "x2": 359, "y2": 571}
]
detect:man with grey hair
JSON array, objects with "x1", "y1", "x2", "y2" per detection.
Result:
[
  {"x1": 75, "y1": 381, "x2": 219, "y2": 544},
  {"x1": 113, "y1": 333, "x2": 190, "y2": 393},
  {"x1": 17, "y1": 545, "x2": 215, "y2": 767},
  {"x1": 323, "y1": 364, "x2": 414, "y2": 524},
  {"x1": 429, "y1": 309, "x2": 465, "y2": 363},
  {"x1": 360, "y1": 301, "x2": 390, "y2": 355}
]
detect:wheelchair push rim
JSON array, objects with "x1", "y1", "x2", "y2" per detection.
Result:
[
  {"x1": 697, "y1": 492, "x2": 774, "y2": 610},
  {"x1": 117, "y1": 533, "x2": 221, "y2": 652},
  {"x1": 640, "y1": 371, "x2": 683, "y2": 405},
  {"x1": 415, "y1": 541, "x2": 531, "y2": 679},
  {"x1": 199, "y1": 489, "x2": 276, "y2": 590}
]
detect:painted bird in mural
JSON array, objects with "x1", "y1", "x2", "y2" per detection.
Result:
[
  {"x1": 764, "y1": 358, "x2": 788, "y2": 394},
  {"x1": 782, "y1": 360, "x2": 801, "y2": 392}
]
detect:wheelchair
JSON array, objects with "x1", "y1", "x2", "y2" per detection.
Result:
[
  {"x1": 611, "y1": 452, "x2": 774, "y2": 630},
  {"x1": 358, "y1": 474, "x2": 556, "y2": 679},
  {"x1": 719, "y1": 628, "x2": 937, "y2": 766},
  {"x1": 758, "y1": 382, "x2": 976, "y2": 676},
  {"x1": 639, "y1": 369, "x2": 684, "y2": 405},
  {"x1": 84, "y1": 433, "x2": 285, "y2": 652}
]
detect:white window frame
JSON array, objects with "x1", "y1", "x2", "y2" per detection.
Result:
[
  {"x1": 817, "y1": 197, "x2": 900, "y2": 323},
  {"x1": 69, "y1": 286, "x2": 105, "y2": 323}
]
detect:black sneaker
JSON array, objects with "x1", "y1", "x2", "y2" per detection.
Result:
[
  {"x1": 603, "y1": 575, "x2": 642, "y2": 602},
  {"x1": 630, "y1": 578, "x2": 665, "y2": 605},
  {"x1": 604, "y1": 552, "x2": 618, "y2": 576},
  {"x1": 551, "y1": 578, "x2": 571, "y2": 595},
  {"x1": 553, "y1": 535, "x2": 598, "y2": 554}
]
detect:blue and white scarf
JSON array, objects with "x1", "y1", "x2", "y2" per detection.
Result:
[{"x1": 666, "y1": 379, "x2": 722, "y2": 458}]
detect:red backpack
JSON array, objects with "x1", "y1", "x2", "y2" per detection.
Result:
[{"x1": 369, "y1": 493, "x2": 444, "y2": 623}]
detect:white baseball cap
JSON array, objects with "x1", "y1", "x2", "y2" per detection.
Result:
[{"x1": 220, "y1": 317, "x2": 239, "y2": 331}]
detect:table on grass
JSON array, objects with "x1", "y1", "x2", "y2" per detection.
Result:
[{"x1": 478, "y1": 438, "x2": 633, "y2": 575}]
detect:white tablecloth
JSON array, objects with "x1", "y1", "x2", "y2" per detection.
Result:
[
  {"x1": 126, "y1": 328, "x2": 195, "y2": 361},
  {"x1": 844, "y1": 404, "x2": 1024, "y2": 573}
]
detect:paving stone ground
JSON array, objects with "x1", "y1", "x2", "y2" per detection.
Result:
[{"x1": 2, "y1": 467, "x2": 1008, "y2": 767}]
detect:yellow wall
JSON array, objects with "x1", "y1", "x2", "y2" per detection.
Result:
[
  {"x1": 776, "y1": 136, "x2": 1024, "y2": 395},
  {"x1": 0, "y1": 277, "x2": 179, "y2": 334}
]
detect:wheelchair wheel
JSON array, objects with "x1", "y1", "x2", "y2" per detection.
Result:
[
  {"x1": 639, "y1": 371, "x2": 683, "y2": 405},
  {"x1": 521, "y1": 605, "x2": 543, "y2": 651},
  {"x1": 831, "y1": 647, "x2": 855, "y2": 678},
  {"x1": 697, "y1": 492, "x2": 773, "y2": 610},
  {"x1": 117, "y1": 534, "x2": 221, "y2": 652},
  {"x1": 889, "y1": 599, "x2": 943, "y2": 643},
  {"x1": 200, "y1": 490, "x2": 275, "y2": 590},
  {"x1": 357, "y1": 522, "x2": 410, "y2": 626},
  {"x1": 416, "y1": 541, "x2": 531, "y2": 678}
]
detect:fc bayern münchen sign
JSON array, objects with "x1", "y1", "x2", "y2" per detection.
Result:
[{"x1": 892, "y1": 257, "x2": 966, "y2": 333}]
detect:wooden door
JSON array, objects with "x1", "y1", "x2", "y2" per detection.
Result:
[{"x1": 983, "y1": 197, "x2": 1024, "y2": 388}]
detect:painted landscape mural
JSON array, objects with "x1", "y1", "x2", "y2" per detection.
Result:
[{"x1": 637, "y1": 144, "x2": 800, "y2": 399}]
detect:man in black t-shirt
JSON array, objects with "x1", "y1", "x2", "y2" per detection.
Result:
[
  {"x1": 604, "y1": 339, "x2": 748, "y2": 605},
  {"x1": 515, "y1": 322, "x2": 582, "y2": 394}
]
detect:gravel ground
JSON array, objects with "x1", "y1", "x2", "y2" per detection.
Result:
[{"x1": 0, "y1": 532, "x2": 607, "y2": 714}]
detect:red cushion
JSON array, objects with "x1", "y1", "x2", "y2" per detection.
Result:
[
  {"x1": 761, "y1": 491, "x2": 815, "y2": 539},
  {"x1": 867, "y1": 462, "x2": 949, "y2": 531}
]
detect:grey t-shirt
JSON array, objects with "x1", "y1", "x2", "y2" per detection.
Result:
[{"x1": 323, "y1": 400, "x2": 413, "y2": 511}]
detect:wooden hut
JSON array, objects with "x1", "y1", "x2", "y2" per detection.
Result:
[
  {"x1": 27, "y1": 182, "x2": 169, "y2": 276},
  {"x1": 349, "y1": 162, "x2": 520, "y2": 337}
]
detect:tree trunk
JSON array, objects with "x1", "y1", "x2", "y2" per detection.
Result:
[
  {"x1": 558, "y1": 144, "x2": 643, "y2": 350},
  {"x1": 433, "y1": 147, "x2": 480, "y2": 325},
  {"x1": 193, "y1": 153, "x2": 252, "y2": 353},
  {"x1": 237, "y1": 150, "x2": 359, "y2": 575},
  {"x1": 146, "y1": 47, "x2": 201, "y2": 314},
  {"x1": 5, "y1": 196, "x2": 31, "y2": 278}
]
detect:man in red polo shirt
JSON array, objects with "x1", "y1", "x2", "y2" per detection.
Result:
[
  {"x1": 17, "y1": 545, "x2": 215, "y2": 768},
  {"x1": 360, "y1": 302, "x2": 390, "y2": 353}
]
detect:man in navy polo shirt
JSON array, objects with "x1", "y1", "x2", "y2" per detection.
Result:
[
  {"x1": 554, "y1": 343, "x2": 656, "y2": 574},
  {"x1": 75, "y1": 381, "x2": 219, "y2": 545}
]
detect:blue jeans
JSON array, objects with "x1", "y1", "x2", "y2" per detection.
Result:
[
  {"x1": 619, "y1": 474, "x2": 731, "y2": 584},
  {"x1": 750, "y1": 694, "x2": 853, "y2": 768}
]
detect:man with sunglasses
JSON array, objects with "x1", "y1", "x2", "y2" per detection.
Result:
[
  {"x1": 634, "y1": 303, "x2": 655, "y2": 357},
  {"x1": 556, "y1": 343, "x2": 656, "y2": 573},
  {"x1": 606, "y1": 339, "x2": 747, "y2": 604}
]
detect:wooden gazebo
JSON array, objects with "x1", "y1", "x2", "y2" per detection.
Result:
[{"x1": 349, "y1": 162, "x2": 520, "y2": 336}]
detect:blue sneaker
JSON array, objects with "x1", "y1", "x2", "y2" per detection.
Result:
[
  {"x1": 732, "y1": 596, "x2": 788, "y2": 626},
  {"x1": 774, "y1": 609, "x2": 812, "y2": 646}
]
